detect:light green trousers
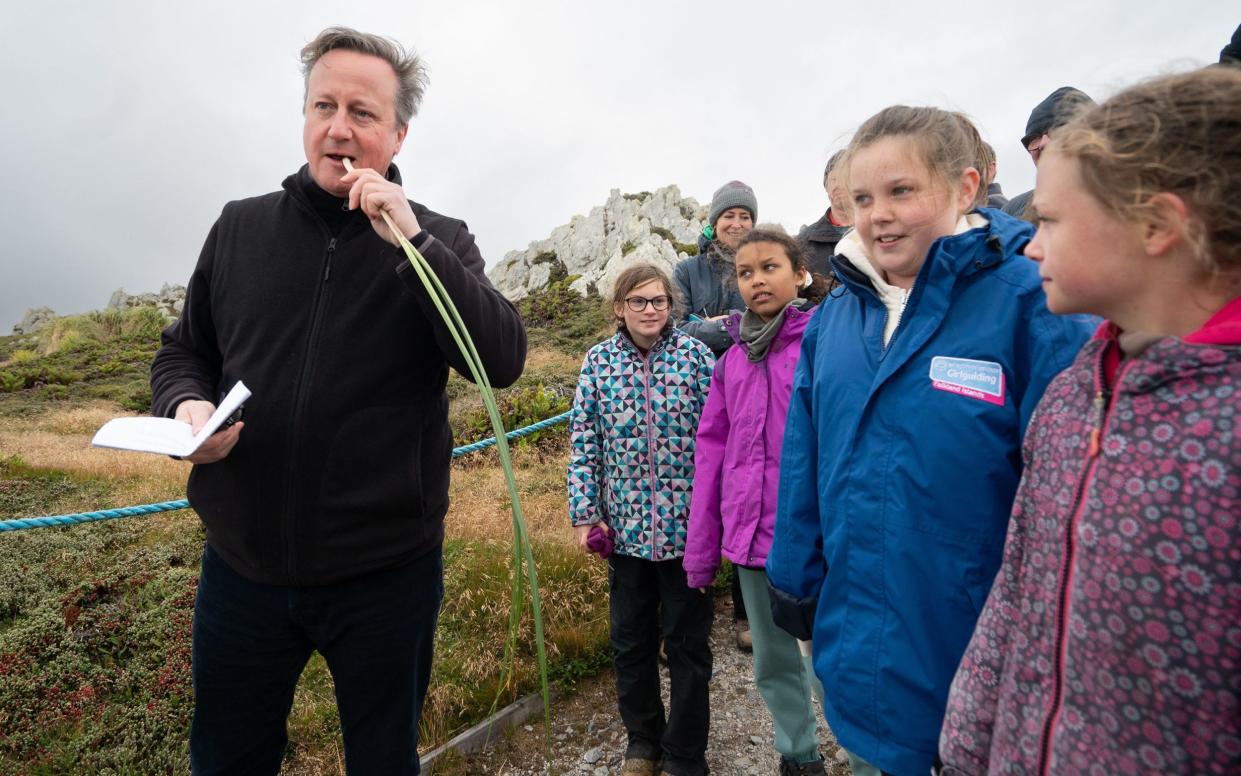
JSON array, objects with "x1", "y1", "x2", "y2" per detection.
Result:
[{"x1": 736, "y1": 566, "x2": 822, "y2": 763}]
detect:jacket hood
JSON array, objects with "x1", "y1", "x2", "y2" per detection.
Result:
[
  {"x1": 830, "y1": 209, "x2": 1029, "y2": 345},
  {"x1": 1186, "y1": 294, "x2": 1241, "y2": 345},
  {"x1": 830, "y1": 210, "x2": 1005, "y2": 298},
  {"x1": 1022, "y1": 87, "x2": 1094, "y2": 147}
]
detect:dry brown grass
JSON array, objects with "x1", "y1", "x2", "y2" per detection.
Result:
[
  {"x1": 522, "y1": 348, "x2": 583, "y2": 374},
  {"x1": 0, "y1": 402, "x2": 188, "y2": 503},
  {"x1": 446, "y1": 442, "x2": 574, "y2": 547}
]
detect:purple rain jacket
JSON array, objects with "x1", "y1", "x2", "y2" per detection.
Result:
[{"x1": 683, "y1": 304, "x2": 813, "y2": 589}]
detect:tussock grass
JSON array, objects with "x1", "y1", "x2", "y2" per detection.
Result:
[{"x1": 37, "y1": 308, "x2": 168, "y2": 357}]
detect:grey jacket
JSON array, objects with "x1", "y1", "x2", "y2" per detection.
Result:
[{"x1": 673, "y1": 240, "x2": 746, "y2": 355}]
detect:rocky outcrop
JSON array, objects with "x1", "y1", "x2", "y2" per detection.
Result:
[
  {"x1": 488, "y1": 186, "x2": 707, "y2": 301},
  {"x1": 10, "y1": 285, "x2": 190, "y2": 336},
  {"x1": 12, "y1": 307, "x2": 57, "y2": 336},
  {"x1": 106, "y1": 284, "x2": 186, "y2": 322}
]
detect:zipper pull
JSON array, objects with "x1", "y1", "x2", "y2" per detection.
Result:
[
  {"x1": 1087, "y1": 390, "x2": 1106, "y2": 458},
  {"x1": 323, "y1": 238, "x2": 337, "y2": 281}
]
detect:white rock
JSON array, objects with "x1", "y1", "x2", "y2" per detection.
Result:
[{"x1": 487, "y1": 184, "x2": 706, "y2": 303}]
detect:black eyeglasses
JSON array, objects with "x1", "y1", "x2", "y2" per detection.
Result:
[{"x1": 624, "y1": 295, "x2": 671, "y2": 312}]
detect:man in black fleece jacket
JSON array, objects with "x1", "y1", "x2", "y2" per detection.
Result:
[{"x1": 150, "y1": 27, "x2": 526, "y2": 775}]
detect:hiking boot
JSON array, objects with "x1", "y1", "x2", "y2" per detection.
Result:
[
  {"x1": 620, "y1": 757, "x2": 660, "y2": 775},
  {"x1": 779, "y1": 756, "x2": 827, "y2": 775},
  {"x1": 735, "y1": 619, "x2": 753, "y2": 652}
]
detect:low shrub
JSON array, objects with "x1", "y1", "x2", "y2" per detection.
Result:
[
  {"x1": 454, "y1": 385, "x2": 571, "y2": 450},
  {"x1": 517, "y1": 279, "x2": 610, "y2": 353}
]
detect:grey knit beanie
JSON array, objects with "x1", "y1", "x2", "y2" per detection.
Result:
[{"x1": 708, "y1": 180, "x2": 757, "y2": 227}]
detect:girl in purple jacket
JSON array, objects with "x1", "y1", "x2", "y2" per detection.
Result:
[{"x1": 685, "y1": 228, "x2": 831, "y2": 776}]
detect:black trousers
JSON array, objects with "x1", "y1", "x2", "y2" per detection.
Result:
[
  {"x1": 609, "y1": 553, "x2": 713, "y2": 776},
  {"x1": 190, "y1": 543, "x2": 443, "y2": 775}
]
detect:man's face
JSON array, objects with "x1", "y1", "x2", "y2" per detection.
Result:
[{"x1": 303, "y1": 49, "x2": 408, "y2": 196}]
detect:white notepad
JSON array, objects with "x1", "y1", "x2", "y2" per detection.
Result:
[{"x1": 91, "y1": 381, "x2": 251, "y2": 457}]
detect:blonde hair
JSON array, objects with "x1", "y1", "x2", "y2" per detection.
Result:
[
  {"x1": 1051, "y1": 68, "x2": 1241, "y2": 278},
  {"x1": 844, "y1": 106, "x2": 982, "y2": 207}
]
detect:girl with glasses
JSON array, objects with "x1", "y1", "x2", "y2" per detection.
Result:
[{"x1": 567, "y1": 263, "x2": 717, "y2": 776}]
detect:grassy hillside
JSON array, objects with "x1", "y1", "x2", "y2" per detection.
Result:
[{"x1": 0, "y1": 291, "x2": 612, "y2": 775}]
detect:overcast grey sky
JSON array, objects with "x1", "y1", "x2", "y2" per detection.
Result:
[{"x1": 1, "y1": 1, "x2": 1236, "y2": 329}]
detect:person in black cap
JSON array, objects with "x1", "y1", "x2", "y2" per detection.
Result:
[{"x1": 1002, "y1": 86, "x2": 1094, "y2": 219}]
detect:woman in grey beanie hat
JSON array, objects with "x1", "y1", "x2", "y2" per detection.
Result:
[
  {"x1": 707, "y1": 180, "x2": 758, "y2": 230},
  {"x1": 673, "y1": 180, "x2": 757, "y2": 356}
]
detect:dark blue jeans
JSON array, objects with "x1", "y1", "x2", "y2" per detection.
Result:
[
  {"x1": 190, "y1": 543, "x2": 443, "y2": 775},
  {"x1": 609, "y1": 553, "x2": 713, "y2": 776}
]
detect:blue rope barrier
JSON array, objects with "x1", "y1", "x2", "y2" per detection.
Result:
[
  {"x1": 0, "y1": 410, "x2": 573, "y2": 534},
  {"x1": 449, "y1": 409, "x2": 571, "y2": 456}
]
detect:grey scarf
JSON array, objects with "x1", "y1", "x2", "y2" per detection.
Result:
[{"x1": 739, "y1": 299, "x2": 807, "y2": 362}]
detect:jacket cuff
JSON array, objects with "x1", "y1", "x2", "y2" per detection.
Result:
[
  {"x1": 685, "y1": 568, "x2": 716, "y2": 590},
  {"x1": 409, "y1": 229, "x2": 432, "y2": 252},
  {"x1": 767, "y1": 578, "x2": 817, "y2": 641},
  {"x1": 158, "y1": 391, "x2": 211, "y2": 419},
  {"x1": 391, "y1": 230, "x2": 432, "y2": 270}
]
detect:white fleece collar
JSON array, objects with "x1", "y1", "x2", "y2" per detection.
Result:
[{"x1": 834, "y1": 213, "x2": 988, "y2": 345}]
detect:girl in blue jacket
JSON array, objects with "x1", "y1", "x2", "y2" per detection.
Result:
[{"x1": 764, "y1": 106, "x2": 1094, "y2": 776}]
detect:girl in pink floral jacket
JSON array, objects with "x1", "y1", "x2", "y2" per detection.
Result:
[{"x1": 938, "y1": 69, "x2": 1241, "y2": 775}]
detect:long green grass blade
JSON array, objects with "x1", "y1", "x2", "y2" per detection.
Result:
[
  {"x1": 395, "y1": 233, "x2": 550, "y2": 724},
  {"x1": 342, "y1": 162, "x2": 549, "y2": 730}
]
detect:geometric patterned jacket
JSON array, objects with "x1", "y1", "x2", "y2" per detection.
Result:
[
  {"x1": 939, "y1": 303, "x2": 1241, "y2": 775},
  {"x1": 567, "y1": 327, "x2": 715, "y2": 560}
]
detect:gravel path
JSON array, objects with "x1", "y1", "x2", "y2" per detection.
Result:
[{"x1": 453, "y1": 598, "x2": 852, "y2": 775}]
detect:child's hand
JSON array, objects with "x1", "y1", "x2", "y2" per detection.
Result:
[
  {"x1": 574, "y1": 524, "x2": 598, "y2": 554},
  {"x1": 697, "y1": 587, "x2": 709, "y2": 594}
]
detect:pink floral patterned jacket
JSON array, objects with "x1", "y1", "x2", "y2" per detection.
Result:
[{"x1": 939, "y1": 298, "x2": 1241, "y2": 775}]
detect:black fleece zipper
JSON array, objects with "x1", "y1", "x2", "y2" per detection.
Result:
[{"x1": 279, "y1": 233, "x2": 336, "y2": 583}]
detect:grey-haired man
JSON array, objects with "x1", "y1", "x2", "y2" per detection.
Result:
[{"x1": 151, "y1": 27, "x2": 526, "y2": 774}]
